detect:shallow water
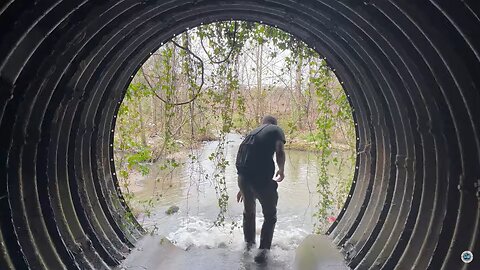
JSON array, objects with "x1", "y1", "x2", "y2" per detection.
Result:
[{"x1": 128, "y1": 133, "x2": 352, "y2": 261}]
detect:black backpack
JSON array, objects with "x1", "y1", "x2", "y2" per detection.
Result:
[{"x1": 235, "y1": 124, "x2": 269, "y2": 174}]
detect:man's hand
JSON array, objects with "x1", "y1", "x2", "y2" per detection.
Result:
[
  {"x1": 274, "y1": 170, "x2": 285, "y2": 182},
  {"x1": 275, "y1": 139, "x2": 286, "y2": 183},
  {"x1": 237, "y1": 191, "x2": 243, "y2": 203}
]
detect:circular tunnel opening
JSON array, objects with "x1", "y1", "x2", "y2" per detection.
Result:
[
  {"x1": 112, "y1": 21, "x2": 357, "y2": 262},
  {"x1": 0, "y1": 1, "x2": 478, "y2": 270}
]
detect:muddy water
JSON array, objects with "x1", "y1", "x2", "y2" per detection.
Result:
[{"x1": 127, "y1": 133, "x2": 352, "y2": 266}]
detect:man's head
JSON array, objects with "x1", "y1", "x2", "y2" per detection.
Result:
[{"x1": 262, "y1": 115, "x2": 278, "y2": 125}]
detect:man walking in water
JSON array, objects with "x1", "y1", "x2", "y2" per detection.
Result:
[{"x1": 235, "y1": 115, "x2": 286, "y2": 263}]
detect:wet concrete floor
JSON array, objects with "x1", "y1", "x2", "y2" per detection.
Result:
[{"x1": 120, "y1": 234, "x2": 348, "y2": 270}]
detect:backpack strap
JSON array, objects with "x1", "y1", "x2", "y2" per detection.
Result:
[{"x1": 249, "y1": 124, "x2": 270, "y2": 137}]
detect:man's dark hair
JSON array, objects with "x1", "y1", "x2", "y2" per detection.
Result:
[{"x1": 262, "y1": 115, "x2": 278, "y2": 125}]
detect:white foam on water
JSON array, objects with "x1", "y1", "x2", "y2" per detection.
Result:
[
  {"x1": 166, "y1": 216, "x2": 244, "y2": 250},
  {"x1": 166, "y1": 216, "x2": 309, "y2": 252},
  {"x1": 272, "y1": 225, "x2": 309, "y2": 250}
]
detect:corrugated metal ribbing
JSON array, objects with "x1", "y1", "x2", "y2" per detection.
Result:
[{"x1": 0, "y1": 1, "x2": 478, "y2": 269}]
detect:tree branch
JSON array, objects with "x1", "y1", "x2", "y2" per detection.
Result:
[
  {"x1": 200, "y1": 21, "x2": 238, "y2": 65},
  {"x1": 150, "y1": 39, "x2": 205, "y2": 106}
]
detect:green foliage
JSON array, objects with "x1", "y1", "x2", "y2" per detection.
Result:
[
  {"x1": 113, "y1": 20, "x2": 356, "y2": 234},
  {"x1": 126, "y1": 148, "x2": 153, "y2": 175}
]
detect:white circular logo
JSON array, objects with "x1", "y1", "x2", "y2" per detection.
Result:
[{"x1": 461, "y1": 251, "x2": 473, "y2": 263}]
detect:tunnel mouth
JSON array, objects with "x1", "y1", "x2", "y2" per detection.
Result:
[
  {"x1": 0, "y1": 1, "x2": 479, "y2": 269},
  {"x1": 111, "y1": 20, "x2": 358, "y2": 243}
]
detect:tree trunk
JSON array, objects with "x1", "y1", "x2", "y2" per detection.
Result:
[
  {"x1": 138, "y1": 101, "x2": 147, "y2": 147},
  {"x1": 295, "y1": 52, "x2": 304, "y2": 129},
  {"x1": 256, "y1": 43, "x2": 264, "y2": 123}
]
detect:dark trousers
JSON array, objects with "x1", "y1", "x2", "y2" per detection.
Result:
[{"x1": 238, "y1": 174, "x2": 278, "y2": 249}]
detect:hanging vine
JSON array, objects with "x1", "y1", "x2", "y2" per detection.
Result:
[
  {"x1": 114, "y1": 21, "x2": 356, "y2": 234},
  {"x1": 202, "y1": 22, "x2": 243, "y2": 227}
]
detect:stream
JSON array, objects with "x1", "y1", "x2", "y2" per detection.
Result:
[{"x1": 126, "y1": 133, "x2": 352, "y2": 268}]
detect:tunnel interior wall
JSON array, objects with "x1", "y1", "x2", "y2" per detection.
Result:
[{"x1": 0, "y1": 1, "x2": 479, "y2": 269}]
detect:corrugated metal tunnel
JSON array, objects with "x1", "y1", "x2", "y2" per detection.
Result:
[{"x1": 0, "y1": 1, "x2": 479, "y2": 269}]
